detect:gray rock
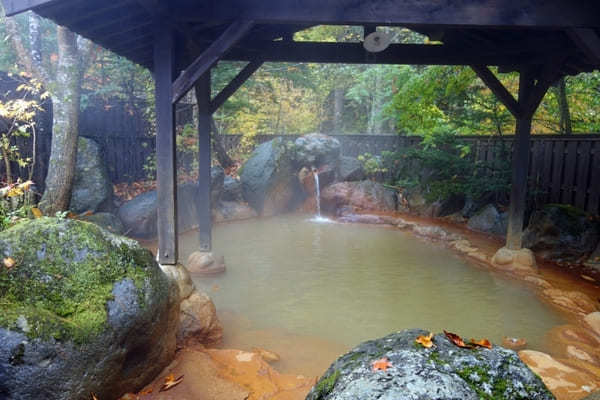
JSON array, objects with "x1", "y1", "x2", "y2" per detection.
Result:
[
  {"x1": 79, "y1": 212, "x2": 124, "y2": 234},
  {"x1": 523, "y1": 204, "x2": 600, "y2": 263},
  {"x1": 0, "y1": 218, "x2": 179, "y2": 400},
  {"x1": 214, "y1": 201, "x2": 258, "y2": 223},
  {"x1": 584, "y1": 242, "x2": 600, "y2": 271},
  {"x1": 70, "y1": 137, "x2": 114, "y2": 213},
  {"x1": 211, "y1": 165, "x2": 225, "y2": 204},
  {"x1": 118, "y1": 184, "x2": 203, "y2": 238},
  {"x1": 293, "y1": 133, "x2": 341, "y2": 168},
  {"x1": 467, "y1": 204, "x2": 508, "y2": 236},
  {"x1": 222, "y1": 175, "x2": 242, "y2": 201},
  {"x1": 338, "y1": 156, "x2": 365, "y2": 181},
  {"x1": 240, "y1": 138, "x2": 304, "y2": 216},
  {"x1": 306, "y1": 329, "x2": 554, "y2": 400},
  {"x1": 582, "y1": 391, "x2": 600, "y2": 400}
]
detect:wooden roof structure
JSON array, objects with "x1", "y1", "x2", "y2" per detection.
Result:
[{"x1": 5, "y1": 0, "x2": 600, "y2": 264}]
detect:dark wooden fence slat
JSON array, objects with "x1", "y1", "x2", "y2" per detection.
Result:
[
  {"x1": 588, "y1": 141, "x2": 600, "y2": 215},
  {"x1": 562, "y1": 141, "x2": 578, "y2": 204},
  {"x1": 551, "y1": 141, "x2": 565, "y2": 203},
  {"x1": 575, "y1": 141, "x2": 591, "y2": 210}
]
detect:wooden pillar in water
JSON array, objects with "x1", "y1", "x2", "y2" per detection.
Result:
[
  {"x1": 506, "y1": 69, "x2": 534, "y2": 250},
  {"x1": 194, "y1": 72, "x2": 212, "y2": 251},
  {"x1": 154, "y1": 23, "x2": 178, "y2": 264}
]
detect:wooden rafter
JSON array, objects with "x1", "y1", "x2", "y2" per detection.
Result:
[
  {"x1": 210, "y1": 60, "x2": 263, "y2": 113},
  {"x1": 471, "y1": 65, "x2": 521, "y2": 118},
  {"x1": 172, "y1": 19, "x2": 254, "y2": 104}
]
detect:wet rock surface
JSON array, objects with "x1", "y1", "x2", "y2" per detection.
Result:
[
  {"x1": 307, "y1": 329, "x2": 554, "y2": 400},
  {"x1": 523, "y1": 204, "x2": 600, "y2": 264},
  {"x1": 321, "y1": 181, "x2": 396, "y2": 213},
  {"x1": 214, "y1": 201, "x2": 258, "y2": 223},
  {"x1": 0, "y1": 218, "x2": 179, "y2": 400},
  {"x1": 70, "y1": 137, "x2": 114, "y2": 213}
]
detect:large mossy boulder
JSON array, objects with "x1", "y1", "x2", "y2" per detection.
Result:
[
  {"x1": 307, "y1": 329, "x2": 554, "y2": 400},
  {"x1": 70, "y1": 137, "x2": 114, "y2": 214},
  {"x1": 293, "y1": 133, "x2": 341, "y2": 167},
  {"x1": 240, "y1": 138, "x2": 304, "y2": 216},
  {"x1": 320, "y1": 181, "x2": 396, "y2": 214},
  {"x1": 523, "y1": 204, "x2": 600, "y2": 263},
  {"x1": 0, "y1": 218, "x2": 179, "y2": 400}
]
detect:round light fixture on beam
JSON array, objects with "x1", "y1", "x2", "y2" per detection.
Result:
[{"x1": 363, "y1": 31, "x2": 392, "y2": 53}]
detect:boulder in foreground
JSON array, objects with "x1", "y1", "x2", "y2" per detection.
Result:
[
  {"x1": 0, "y1": 218, "x2": 179, "y2": 400},
  {"x1": 306, "y1": 329, "x2": 554, "y2": 400}
]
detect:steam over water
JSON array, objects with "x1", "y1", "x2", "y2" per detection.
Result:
[{"x1": 180, "y1": 216, "x2": 566, "y2": 372}]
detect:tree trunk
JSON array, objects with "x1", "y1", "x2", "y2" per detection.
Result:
[
  {"x1": 556, "y1": 77, "x2": 572, "y2": 134},
  {"x1": 333, "y1": 87, "x2": 344, "y2": 133},
  {"x1": 210, "y1": 117, "x2": 235, "y2": 169},
  {"x1": 39, "y1": 27, "x2": 81, "y2": 214}
]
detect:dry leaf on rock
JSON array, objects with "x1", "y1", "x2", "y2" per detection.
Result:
[
  {"x1": 443, "y1": 330, "x2": 474, "y2": 349},
  {"x1": 371, "y1": 357, "x2": 392, "y2": 372},
  {"x1": 159, "y1": 374, "x2": 184, "y2": 392},
  {"x1": 3, "y1": 257, "x2": 15, "y2": 269},
  {"x1": 415, "y1": 332, "x2": 434, "y2": 348},
  {"x1": 470, "y1": 338, "x2": 492, "y2": 349}
]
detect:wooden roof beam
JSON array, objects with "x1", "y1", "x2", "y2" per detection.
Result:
[
  {"x1": 2, "y1": 0, "x2": 61, "y2": 16},
  {"x1": 172, "y1": 19, "x2": 254, "y2": 104},
  {"x1": 221, "y1": 41, "x2": 570, "y2": 66},
  {"x1": 173, "y1": 0, "x2": 600, "y2": 29}
]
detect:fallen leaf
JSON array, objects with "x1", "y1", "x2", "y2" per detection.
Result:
[
  {"x1": 159, "y1": 373, "x2": 184, "y2": 392},
  {"x1": 3, "y1": 257, "x2": 15, "y2": 269},
  {"x1": 415, "y1": 332, "x2": 434, "y2": 348},
  {"x1": 469, "y1": 338, "x2": 492, "y2": 349},
  {"x1": 138, "y1": 387, "x2": 153, "y2": 395},
  {"x1": 31, "y1": 207, "x2": 43, "y2": 218},
  {"x1": 66, "y1": 212, "x2": 78, "y2": 219},
  {"x1": 91, "y1": 393, "x2": 99, "y2": 400},
  {"x1": 80, "y1": 210, "x2": 94, "y2": 217},
  {"x1": 371, "y1": 357, "x2": 392, "y2": 372},
  {"x1": 444, "y1": 330, "x2": 474, "y2": 349}
]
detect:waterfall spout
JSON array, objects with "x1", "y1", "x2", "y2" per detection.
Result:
[{"x1": 310, "y1": 167, "x2": 331, "y2": 223}]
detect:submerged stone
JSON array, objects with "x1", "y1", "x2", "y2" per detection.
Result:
[
  {"x1": 0, "y1": 218, "x2": 179, "y2": 400},
  {"x1": 306, "y1": 329, "x2": 554, "y2": 400}
]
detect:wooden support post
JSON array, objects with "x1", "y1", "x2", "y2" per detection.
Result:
[
  {"x1": 506, "y1": 69, "x2": 535, "y2": 250},
  {"x1": 194, "y1": 72, "x2": 212, "y2": 251},
  {"x1": 154, "y1": 23, "x2": 178, "y2": 264}
]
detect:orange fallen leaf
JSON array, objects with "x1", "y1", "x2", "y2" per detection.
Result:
[
  {"x1": 415, "y1": 332, "x2": 434, "y2": 348},
  {"x1": 444, "y1": 330, "x2": 474, "y2": 349},
  {"x1": 371, "y1": 357, "x2": 392, "y2": 372},
  {"x1": 66, "y1": 212, "x2": 78, "y2": 219},
  {"x1": 80, "y1": 210, "x2": 94, "y2": 217},
  {"x1": 138, "y1": 387, "x2": 153, "y2": 395},
  {"x1": 91, "y1": 393, "x2": 99, "y2": 400},
  {"x1": 470, "y1": 338, "x2": 492, "y2": 349},
  {"x1": 159, "y1": 373, "x2": 184, "y2": 392},
  {"x1": 31, "y1": 207, "x2": 43, "y2": 218},
  {"x1": 3, "y1": 257, "x2": 15, "y2": 269}
]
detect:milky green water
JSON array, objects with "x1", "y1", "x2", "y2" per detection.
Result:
[{"x1": 183, "y1": 215, "x2": 565, "y2": 352}]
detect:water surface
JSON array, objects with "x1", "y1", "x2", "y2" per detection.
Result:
[{"x1": 181, "y1": 216, "x2": 565, "y2": 372}]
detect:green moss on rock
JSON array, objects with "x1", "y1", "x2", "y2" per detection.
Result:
[{"x1": 0, "y1": 217, "x2": 161, "y2": 344}]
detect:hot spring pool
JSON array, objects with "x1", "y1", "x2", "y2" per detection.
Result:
[{"x1": 180, "y1": 215, "x2": 567, "y2": 374}]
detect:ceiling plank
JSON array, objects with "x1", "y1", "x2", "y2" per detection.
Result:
[
  {"x1": 173, "y1": 0, "x2": 600, "y2": 29},
  {"x1": 567, "y1": 28, "x2": 600, "y2": 65},
  {"x1": 2, "y1": 0, "x2": 63, "y2": 16}
]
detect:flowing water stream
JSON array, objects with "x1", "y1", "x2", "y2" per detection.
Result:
[{"x1": 180, "y1": 216, "x2": 567, "y2": 375}]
